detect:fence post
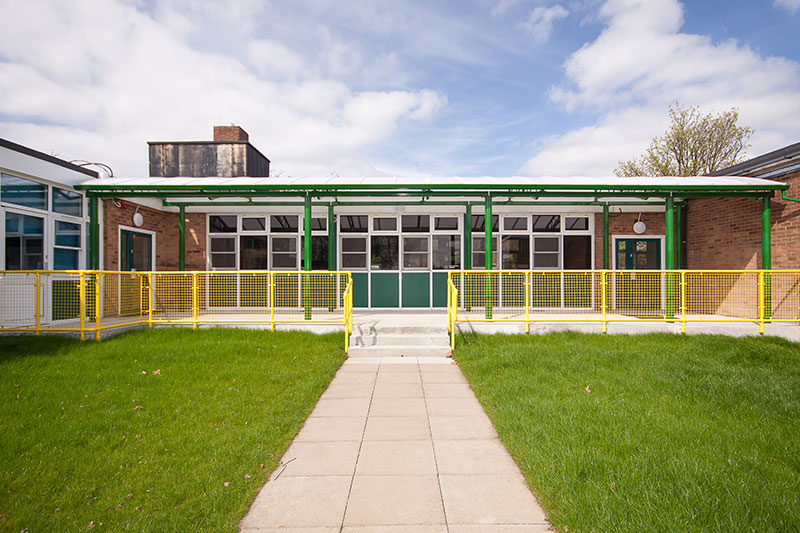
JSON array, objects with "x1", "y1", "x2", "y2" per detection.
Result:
[
  {"x1": 192, "y1": 272, "x2": 198, "y2": 330},
  {"x1": 148, "y1": 273, "x2": 154, "y2": 328},
  {"x1": 524, "y1": 271, "x2": 530, "y2": 333},
  {"x1": 95, "y1": 273, "x2": 102, "y2": 341},
  {"x1": 680, "y1": 270, "x2": 686, "y2": 334},
  {"x1": 601, "y1": 270, "x2": 607, "y2": 334},
  {"x1": 758, "y1": 270, "x2": 765, "y2": 335},
  {"x1": 270, "y1": 272, "x2": 276, "y2": 332},
  {"x1": 79, "y1": 272, "x2": 86, "y2": 341},
  {"x1": 34, "y1": 272, "x2": 41, "y2": 336}
]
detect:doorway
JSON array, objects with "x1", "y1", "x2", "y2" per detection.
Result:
[
  {"x1": 613, "y1": 237, "x2": 664, "y2": 315},
  {"x1": 119, "y1": 229, "x2": 153, "y2": 316}
]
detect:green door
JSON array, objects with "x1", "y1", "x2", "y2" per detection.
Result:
[{"x1": 614, "y1": 238, "x2": 662, "y2": 315}]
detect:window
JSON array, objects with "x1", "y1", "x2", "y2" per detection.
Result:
[
  {"x1": 434, "y1": 217, "x2": 458, "y2": 231},
  {"x1": 563, "y1": 235, "x2": 591, "y2": 269},
  {"x1": 210, "y1": 237, "x2": 236, "y2": 268},
  {"x1": 54, "y1": 220, "x2": 81, "y2": 269},
  {"x1": 471, "y1": 215, "x2": 499, "y2": 232},
  {"x1": 210, "y1": 215, "x2": 237, "y2": 233},
  {"x1": 502, "y1": 235, "x2": 530, "y2": 269},
  {"x1": 532, "y1": 215, "x2": 560, "y2": 232},
  {"x1": 1, "y1": 173, "x2": 47, "y2": 210},
  {"x1": 271, "y1": 237, "x2": 297, "y2": 268},
  {"x1": 373, "y1": 217, "x2": 397, "y2": 231},
  {"x1": 564, "y1": 216, "x2": 589, "y2": 231},
  {"x1": 472, "y1": 237, "x2": 499, "y2": 269},
  {"x1": 340, "y1": 215, "x2": 368, "y2": 232},
  {"x1": 371, "y1": 236, "x2": 399, "y2": 270},
  {"x1": 312, "y1": 217, "x2": 326, "y2": 231},
  {"x1": 5, "y1": 212, "x2": 44, "y2": 269},
  {"x1": 240, "y1": 235, "x2": 268, "y2": 269},
  {"x1": 403, "y1": 237, "x2": 429, "y2": 269},
  {"x1": 271, "y1": 215, "x2": 298, "y2": 233},
  {"x1": 533, "y1": 237, "x2": 559, "y2": 268},
  {"x1": 432, "y1": 235, "x2": 461, "y2": 270},
  {"x1": 503, "y1": 217, "x2": 527, "y2": 231},
  {"x1": 402, "y1": 215, "x2": 429, "y2": 233},
  {"x1": 241, "y1": 217, "x2": 265, "y2": 231},
  {"x1": 52, "y1": 187, "x2": 82, "y2": 217},
  {"x1": 341, "y1": 237, "x2": 367, "y2": 268}
]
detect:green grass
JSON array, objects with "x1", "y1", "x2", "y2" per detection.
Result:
[
  {"x1": 0, "y1": 328, "x2": 345, "y2": 531},
  {"x1": 454, "y1": 332, "x2": 800, "y2": 533}
]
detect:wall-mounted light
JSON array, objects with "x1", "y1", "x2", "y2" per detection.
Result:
[
  {"x1": 133, "y1": 206, "x2": 144, "y2": 227},
  {"x1": 633, "y1": 213, "x2": 646, "y2": 234}
]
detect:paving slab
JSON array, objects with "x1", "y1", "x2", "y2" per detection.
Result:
[{"x1": 241, "y1": 359, "x2": 549, "y2": 531}]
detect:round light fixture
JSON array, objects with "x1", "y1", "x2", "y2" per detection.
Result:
[
  {"x1": 133, "y1": 208, "x2": 144, "y2": 227},
  {"x1": 633, "y1": 213, "x2": 646, "y2": 234}
]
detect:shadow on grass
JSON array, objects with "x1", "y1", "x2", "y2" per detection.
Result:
[{"x1": 0, "y1": 333, "x2": 82, "y2": 363}]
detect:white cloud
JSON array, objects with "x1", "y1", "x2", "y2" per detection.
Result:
[
  {"x1": 521, "y1": 5, "x2": 570, "y2": 44},
  {"x1": 774, "y1": 0, "x2": 800, "y2": 13},
  {"x1": 0, "y1": 0, "x2": 446, "y2": 177},
  {"x1": 521, "y1": 0, "x2": 800, "y2": 176}
]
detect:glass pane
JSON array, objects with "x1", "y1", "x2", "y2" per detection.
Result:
[
  {"x1": 534, "y1": 237, "x2": 559, "y2": 252},
  {"x1": 55, "y1": 220, "x2": 81, "y2": 247},
  {"x1": 503, "y1": 217, "x2": 527, "y2": 231},
  {"x1": 342, "y1": 237, "x2": 366, "y2": 252},
  {"x1": 271, "y1": 215, "x2": 298, "y2": 233},
  {"x1": 534, "y1": 253, "x2": 559, "y2": 268},
  {"x1": 241, "y1": 217, "x2": 265, "y2": 231},
  {"x1": 373, "y1": 217, "x2": 397, "y2": 231},
  {"x1": 564, "y1": 235, "x2": 591, "y2": 269},
  {"x1": 371, "y1": 236, "x2": 399, "y2": 270},
  {"x1": 532, "y1": 215, "x2": 560, "y2": 232},
  {"x1": 272, "y1": 253, "x2": 296, "y2": 268},
  {"x1": 52, "y1": 187, "x2": 82, "y2": 217},
  {"x1": 471, "y1": 214, "x2": 499, "y2": 232},
  {"x1": 472, "y1": 237, "x2": 499, "y2": 269},
  {"x1": 122, "y1": 231, "x2": 152, "y2": 271},
  {"x1": 210, "y1": 237, "x2": 235, "y2": 252},
  {"x1": 211, "y1": 253, "x2": 236, "y2": 268},
  {"x1": 1, "y1": 173, "x2": 47, "y2": 210},
  {"x1": 240, "y1": 235, "x2": 268, "y2": 269},
  {"x1": 311, "y1": 235, "x2": 328, "y2": 270},
  {"x1": 433, "y1": 235, "x2": 461, "y2": 270},
  {"x1": 209, "y1": 215, "x2": 236, "y2": 233},
  {"x1": 403, "y1": 237, "x2": 428, "y2": 252},
  {"x1": 4, "y1": 213, "x2": 44, "y2": 270},
  {"x1": 54, "y1": 248, "x2": 79, "y2": 269},
  {"x1": 502, "y1": 236, "x2": 530, "y2": 269},
  {"x1": 272, "y1": 237, "x2": 296, "y2": 252},
  {"x1": 565, "y1": 217, "x2": 589, "y2": 231},
  {"x1": 340, "y1": 215, "x2": 368, "y2": 232},
  {"x1": 434, "y1": 217, "x2": 458, "y2": 231},
  {"x1": 342, "y1": 254, "x2": 366, "y2": 268},
  {"x1": 312, "y1": 217, "x2": 326, "y2": 231},
  {"x1": 403, "y1": 253, "x2": 429, "y2": 269},
  {"x1": 401, "y1": 215, "x2": 429, "y2": 233}
]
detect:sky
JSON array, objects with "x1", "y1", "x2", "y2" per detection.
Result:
[{"x1": 1, "y1": 0, "x2": 799, "y2": 179}]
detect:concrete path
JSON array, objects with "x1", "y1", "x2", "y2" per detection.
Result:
[{"x1": 240, "y1": 357, "x2": 550, "y2": 532}]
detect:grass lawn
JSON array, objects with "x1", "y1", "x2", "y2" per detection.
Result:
[
  {"x1": 454, "y1": 332, "x2": 800, "y2": 533},
  {"x1": 0, "y1": 328, "x2": 345, "y2": 531}
]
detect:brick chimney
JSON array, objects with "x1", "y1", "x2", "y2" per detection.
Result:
[{"x1": 213, "y1": 125, "x2": 249, "y2": 142}]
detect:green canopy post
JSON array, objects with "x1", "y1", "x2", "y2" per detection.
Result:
[
  {"x1": 665, "y1": 196, "x2": 675, "y2": 320},
  {"x1": 762, "y1": 195, "x2": 772, "y2": 320},
  {"x1": 304, "y1": 193, "x2": 312, "y2": 320},
  {"x1": 178, "y1": 205, "x2": 185, "y2": 271},
  {"x1": 88, "y1": 196, "x2": 99, "y2": 270},
  {"x1": 484, "y1": 194, "x2": 493, "y2": 319},
  {"x1": 602, "y1": 204, "x2": 609, "y2": 270}
]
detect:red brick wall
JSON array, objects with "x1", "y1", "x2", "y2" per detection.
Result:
[
  {"x1": 184, "y1": 214, "x2": 207, "y2": 270},
  {"x1": 686, "y1": 172, "x2": 799, "y2": 269},
  {"x1": 102, "y1": 200, "x2": 194, "y2": 271},
  {"x1": 594, "y1": 211, "x2": 666, "y2": 269}
]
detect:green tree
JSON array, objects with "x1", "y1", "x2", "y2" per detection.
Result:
[{"x1": 615, "y1": 103, "x2": 753, "y2": 176}]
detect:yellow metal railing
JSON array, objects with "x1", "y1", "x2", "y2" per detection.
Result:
[
  {"x1": 447, "y1": 270, "x2": 800, "y2": 349},
  {"x1": 0, "y1": 270, "x2": 354, "y2": 351}
]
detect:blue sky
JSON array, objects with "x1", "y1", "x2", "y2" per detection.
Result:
[{"x1": 1, "y1": 0, "x2": 799, "y2": 178}]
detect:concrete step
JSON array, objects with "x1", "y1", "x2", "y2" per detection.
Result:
[
  {"x1": 352, "y1": 325, "x2": 448, "y2": 336},
  {"x1": 347, "y1": 344, "x2": 452, "y2": 358},
  {"x1": 350, "y1": 334, "x2": 451, "y2": 347}
]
